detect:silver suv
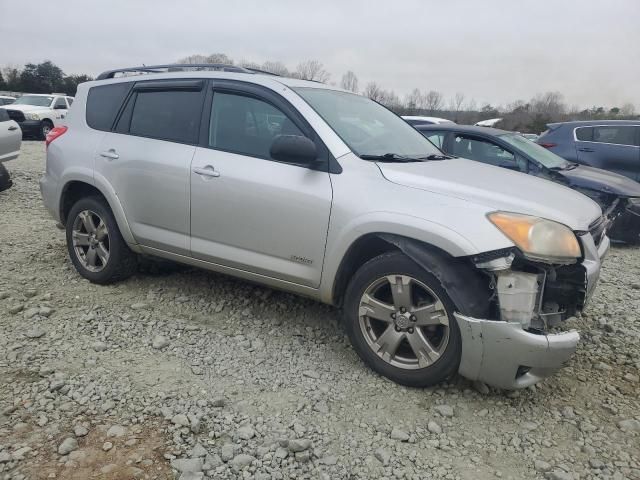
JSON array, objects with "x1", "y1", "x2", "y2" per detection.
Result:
[{"x1": 40, "y1": 64, "x2": 610, "y2": 390}]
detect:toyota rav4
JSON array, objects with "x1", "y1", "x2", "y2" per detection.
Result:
[{"x1": 40, "y1": 64, "x2": 609, "y2": 390}]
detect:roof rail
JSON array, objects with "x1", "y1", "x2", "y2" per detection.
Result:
[{"x1": 96, "y1": 63, "x2": 279, "y2": 80}]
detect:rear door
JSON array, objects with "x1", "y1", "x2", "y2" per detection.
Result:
[
  {"x1": 189, "y1": 81, "x2": 333, "y2": 287},
  {"x1": 574, "y1": 125, "x2": 640, "y2": 180},
  {"x1": 94, "y1": 79, "x2": 206, "y2": 255}
]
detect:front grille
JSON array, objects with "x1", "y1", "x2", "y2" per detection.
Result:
[
  {"x1": 6, "y1": 109, "x2": 25, "y2": 123},
  {"x1": 589, "y1": 216, "x2": 606, "y2": 248}
]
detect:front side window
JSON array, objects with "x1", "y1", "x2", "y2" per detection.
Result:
[
  {"x1": 452, "y1": 135, "x2": 516, "y2": 167},
  {"x1": 129, "y1": 89, "x2": 203, "y2": 144},
  {"x1": 294, "y1": 88, "x2": 441, "y2": 158},
  {"x1": 593, "y1": 126, "x2": 638, "y2": 146},
  {"x1": 13, "y1": 95, "x2": 54, "y2": 107},
  {"x1": 53, "y1": 97, "x2": 67, "y2": 109},
  {"x1": 421, "y1": 131, "x2": 445, "y2": 149},
  {"x1": 209, "y1": 92, "x2": 303, "y2": 159}
]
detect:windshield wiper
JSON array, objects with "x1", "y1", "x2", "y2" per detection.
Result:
[
  {"x1": 359, "y1": 153, "x2": 421, "y2": 163},
  {"x1": 418, "y1": 154, "x2": 457, "y2": 161}
]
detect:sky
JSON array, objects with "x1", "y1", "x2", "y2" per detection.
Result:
[{"x1": 1, "y1": 0, "x2": 639, "y2": 110}]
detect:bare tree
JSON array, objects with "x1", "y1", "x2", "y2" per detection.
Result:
[
  {"x1": 177, "y1": 54, "x2": 210, "y2": 64},
  {"x1": 424, "y1": 90, "x2": 444, "y2": 114},
  {"x1": 177, "y1": 53, "x2": 234, "y2": 65},
  {"x1": 364, "y1": 82, "x2": 383, "y2": 102},
  {"x1": 340, "y1": 71, "x2": 359, "y2": 93},
  {"x1": 238, "y1": 59, "x2": 261, "y2": 70},
  {"x1": 295, "y1": 60, "x2": 330, "y2": 83},
  {"x1": 530, "y1": 91, "x2": 566, "y2": 116},
  {"x1": 379, "y1": 90, "x2": 402, "y2": 111},
  {"x1": 405, "y1": 88, "x2": 425, "y2": 112},
  {"x1": 262, "y1": 61, "x2": 290, "y2": 76},
  {"x1": 620, "y1": 102, "x2": 636, "y2": 116}
]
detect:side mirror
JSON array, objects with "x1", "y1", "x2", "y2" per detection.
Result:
[
  {"x1": 270, "y1": 135, "x2": 317, "y2": 166},
  {"x1": 54, "y1": 104, "x2": 67, "y2": 110}
]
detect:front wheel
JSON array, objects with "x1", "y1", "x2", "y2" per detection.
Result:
[
  {"x1": 343, "y1": 251, "x2": 462, "y2": 387},
  {"x1": 66, "y1": 196, "x2": 137, "y2": 284}
]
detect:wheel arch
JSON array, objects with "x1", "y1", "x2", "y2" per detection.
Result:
[
  {"x1": 59, "y1": 178, "x2": 140, "y2": 250},
  {"x1": 329, "y1": 232, "x2": 491, "y2": 319}
]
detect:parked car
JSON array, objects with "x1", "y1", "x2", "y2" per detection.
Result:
[
  {"x1": 41, "y1": 64, "x2": 609, "y2": 390},
  {"x1": 0, "y1": 107, "x2": 21, "y2": 191},
  {"x1": 537, "y1": 120, "x2": 640, "y2": 181},
  {"x1": 402, "y1": 116, "x2": 455, "y2": 126},
  {"x1": 414, "y1": 124, "x2": 640, "y2": 243},
  {"x1": 0, "y1": 95, "x2": 16, "y2": 106},
  {"x1": 0, "y1": 93, "x2": 74, "y2": 139}
]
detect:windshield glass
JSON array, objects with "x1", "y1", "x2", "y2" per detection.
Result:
[
  {"x1": 294, "y1": 88, "x2": 441, "y2": 158},
  {"x1": 499, "y1": 133, "x2": 569, "y2": 169},
  {"x1": 13, "y1": 95, "x2": 54, "y2": 107}
]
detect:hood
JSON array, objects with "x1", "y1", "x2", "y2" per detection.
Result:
[
  {"x1": 378, "y1": 158, "x2": 601, "y2": 230},
  {"x1": 1, "y1": 104, "x2": 51, "y2": 113},
  {"x1": 555, "y1": 165, "x2": 640, "y2": 197}
]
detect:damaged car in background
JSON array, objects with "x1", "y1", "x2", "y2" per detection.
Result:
[{"x1": 41, "y1": 64, "x2": 609, "y2": 391}]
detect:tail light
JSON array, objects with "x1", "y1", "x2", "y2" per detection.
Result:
[
  {"x1": 538, "y1": 142, "x2": 556, "y2": 149},
  {"x1": 46, "y1": 126, "x2": 68, "y2": 147}
]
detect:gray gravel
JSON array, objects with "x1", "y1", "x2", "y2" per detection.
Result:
[{"x1": 1, "y1": 141, "x2": 639, "y2": 479}]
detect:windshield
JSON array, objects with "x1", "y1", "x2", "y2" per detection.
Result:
[
  {"x1": 499, "y1": 133, "x2": 569, "y2": 169},
  {"x1": 294, "y1": 88, "x2": 442, "y2": 158},
  {"x1": 13, "y1": 95, "x2": 54, "y2": 107}
]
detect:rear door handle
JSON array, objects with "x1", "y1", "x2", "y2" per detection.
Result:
[
  {"x1": 8, "y1": 126, "x2": 18, "y2": 131},
  {"x1": 578, "y1": 147, "x2": 594, "y2": 153},
  {"x1": 193, "y1": 165, "x2": 220, "y2": 178},
  {"x1": 99, "y1": 149, "x2": 119, "y2": 160}
]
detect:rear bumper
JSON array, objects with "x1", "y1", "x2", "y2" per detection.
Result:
[
  {"x1": 456, "y1": 314, "x2": 580, "y2": 389},
  {"x1": 39, "y1": 173, "x2": 60, "y2": 222}
]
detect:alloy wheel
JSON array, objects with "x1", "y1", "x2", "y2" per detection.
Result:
[
  {"x1": 71, "y1": 210, "x2": 110, "y2": 272},
  {"x1": 358, "y1": 274, "x2": 450, "y2": 370}
]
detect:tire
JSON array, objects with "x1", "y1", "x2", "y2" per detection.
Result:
[
  {"x1": 40, "y1": 120, "x2": 53, "y2": 140},
  {"x1": 65, "y1": 196, "x2": 137, "y2": 284},
  {"x1": 343, "y1": 251, "x2": 462, "y2": 387},
  {"x1": 0, "y1": 163, "x2": 12, "y2": 192}
]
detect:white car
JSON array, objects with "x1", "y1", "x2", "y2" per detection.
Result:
[
  {"x1": 0, "y1": 93, "x2": 73, "y2": 139},
  {"x1": 0, "y1": 95, "x2": 16, "y2": 106},
  {"x1": 402, "y1": 116, "x2": 456, "y2": 126},
  {"x1": 0, "y1": 108, "x2": 21, "y2": 191}
]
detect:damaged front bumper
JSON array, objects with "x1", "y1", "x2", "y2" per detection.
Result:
[
  {"x1": 456, "y1": 232, "x2": 609, "y2": 390},
  {"x1": 456, "y1": 314, "x2": 580, "y2": 389}
]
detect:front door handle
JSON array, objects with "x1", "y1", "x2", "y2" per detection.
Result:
[
  {"x1": 578, "y1": 147, "x2": 594, "y2": 153},
  {"x1": 193, "y1": 165, "x2": 220, "y2": 178},
  {"x1": 8, "y1": 126, "x2": 18, "y2": 131},
  {"x1": 99, "y1": 149, "x2": 119, "y2": 160}
]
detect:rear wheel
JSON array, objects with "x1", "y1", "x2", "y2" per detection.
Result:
[
  {"x1": 343, "y1": 251, "x2": 461, "y2": 387},
  {"x1": 0, "y1": 163, "x2": 12, "y2": 192},
  {"x1": 40, "y1": 120, "x2": 53, "y2": 140},
  {"x1": 66, "y1": 196, "x2": 137, "y2": 284}
]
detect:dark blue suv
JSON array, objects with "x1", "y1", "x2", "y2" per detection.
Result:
[{"x1": 537, "y1": 120, "x2": 640, "y2": 181}]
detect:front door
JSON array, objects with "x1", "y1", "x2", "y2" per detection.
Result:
[{"x1": 190, "y1": 86, "x2": 333, "y2": 287}]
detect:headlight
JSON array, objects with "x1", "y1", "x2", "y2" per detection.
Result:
[
  {"x1": 25, "y1": 112, "x2": 40, "y2": 120},
  {"x1": 488, "y1": 212, "x2": 581, "y2": 263}
]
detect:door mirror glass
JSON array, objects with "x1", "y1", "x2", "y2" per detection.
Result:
[{"x1": 270, "y1": 135, "x2": 317, "y2": 165}]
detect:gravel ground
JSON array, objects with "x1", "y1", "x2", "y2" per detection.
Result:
[{"x1": 1, "y1": 141, "x2": 639, "y2": 480}]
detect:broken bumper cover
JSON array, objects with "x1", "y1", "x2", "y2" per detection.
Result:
[{"x1": 456, "y1": 314, "x2": 580, "y2": 389}]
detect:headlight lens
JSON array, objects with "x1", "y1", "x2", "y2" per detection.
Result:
[
  {"x1": 488, "y1": 212, "x2": 581, "y2": 263},
  {"x1": 25, "y1": 113, "x2": 40, "y2": 120}
]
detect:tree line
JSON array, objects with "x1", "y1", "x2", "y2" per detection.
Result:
[
  {"x1": 2, "y1": 57, "x2": 637, "y2": 133},
  {"x1": 0, "y1": 61, "x2": 91, "y2": 97}
]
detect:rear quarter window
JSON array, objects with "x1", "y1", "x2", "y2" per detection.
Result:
[
  {"x1": 86, "y1": 82, "x2": 132, "y2": 131},
  {"x1": 575, "y1": 127, "x2": 593, "y2": 141}
]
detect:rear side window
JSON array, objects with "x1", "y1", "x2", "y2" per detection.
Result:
[
  {"x1": 128, "y1": 89, "x2": 203, "y2": 144},
  {"x1": 66, "y1": 97, "x2": 74, "y2": 106},
  {"x1": 575, "y1": 127, "x2": 593, "y2": 141},
  {"x1": 0, "y1": 109, "x2": 9, "y2": 122},
  {"x1": 86, "y1": 83, "x2": 131, "y2": 131},
  {"x1": 593, "y1": 126, "x2": 638, "y2": 146}
]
